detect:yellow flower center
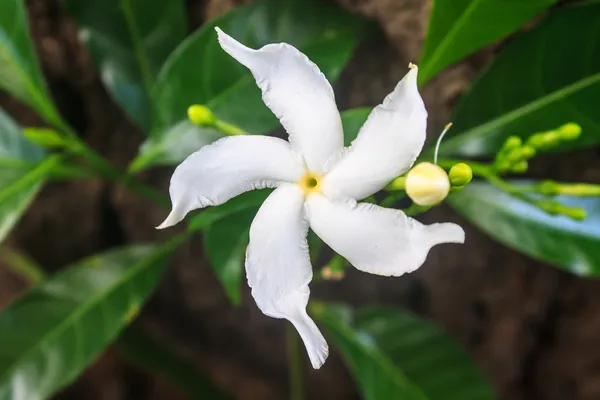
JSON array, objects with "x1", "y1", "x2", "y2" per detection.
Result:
[{"x1": 298, "y1": 172, "x2": 322, "y2": 195}]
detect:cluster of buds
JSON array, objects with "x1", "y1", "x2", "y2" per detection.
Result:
[
  {"x1": 494, "y1": 123, "x2": 582, "y2": 173},
  {"x1": 387, "y1": 161, "x2": 473, "y2": 207}
]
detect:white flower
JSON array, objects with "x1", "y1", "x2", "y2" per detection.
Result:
[{"x1": 157, "y1": 27, "x2": 465, "y2": 369}]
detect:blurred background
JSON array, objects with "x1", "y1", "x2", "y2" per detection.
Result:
[{"x1": 1, "y1": 0, "x2": 599, "y2": 399}]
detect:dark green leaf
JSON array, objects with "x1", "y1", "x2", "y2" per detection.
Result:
[
  {"x1": 341, "y1": 107, "x2": 370, "y2": 145},
  {"x1": 0, "y1": 239, "x2": 183, "y2": 400},
  {"x1": 440, "y1": 1, "x2": 600, "y2": 157},
  {"x1": 188, "y1": 190, "x2": 270, "y2": 232},
  {"x1": 419, "y1": 0, "x2": 556, "y2": 85},
  {"x1": 64, "y1": 0, "x2": 186, "y2": 130},
  {"x1": 312, "y1": 303, "x2": 494, "y2": 400},
  {"x1": 204, "y1": 208, "x2": 258, "y2": 305},
  {"x1": 0, "y1": 0, "x2": 62, "y2": 126},
  {"x1": 138, "y1": 0, "x2": 367, "y2": 170},
  {"x1": 119, "y1": 327, "x2": 231, "y2": 399},
  {"x1": 450, "y1": 181, "x2": 600, "y2": 275}
]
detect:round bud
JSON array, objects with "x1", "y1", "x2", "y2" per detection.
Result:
[
  {"x1": 405, "y1": 162, "x2": 450, "y2": 206},
  {"x1": 187, "y1": 105, "x2": 216, "y2": 126},
  {"x1": 503, "y1": 136, "x2": 522, "y2": 150},
  {"x1": 559, "y1": 123, "x2": 582, "y2": 141},
  {"x1": 448, "y1": 163, "x2": 473, "y2": 186},
  {"x1": 511, "y1": 160, "x2": 528, "y2": 174},
  {"x1": 565, "y1": 207, "x2": 587, "y2": 221},
  {"x1": 536, "y1": 180, "x2": 559, "y2": 196}
]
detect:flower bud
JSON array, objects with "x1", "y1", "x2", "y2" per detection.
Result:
[
  {"x1": 187, "y1": 105, "x2": 216, "y2": 126},
  {"x1": 448, "y1": 163, "x2": 472, "y2": 186},
  {"x1": 506, "y1": 145, "x2": 536, "y2": 163},
  {"x1": 503, "y1": 136, "x2": 522, "y2": 151},
  {"x1": 511, "y1": 160, "x2": 528, "y2": 174},
  {"x1": 536, "y1": 180, "x2": 559, "y2": 196},
  {"x1": 558, "y1": 123, "x2": 582, "y2": 141},
  {"x1": 405, "y1": 162, "x2": 450, "y2": 206}
]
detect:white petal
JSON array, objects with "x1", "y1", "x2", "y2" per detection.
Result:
[
  {"x1": 246, "y1": 184, "x2": 328, "y2": 369},
  {"x1": 322, "y1": 67, "x2": 427, "y2": 200},
  {"x1": 158, "y1": 136, "x2": 304, "y2": 229},
  {"x1": 215, "y1": 27, "x2": 343, "y2": 173},
  {"x1": 307, "y1": 195, "x2": 464, "y2": 276}
]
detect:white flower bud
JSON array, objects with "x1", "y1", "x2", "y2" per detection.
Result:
[{"x1": 405, "y1": 162, "x2": 450, "y2": 206}]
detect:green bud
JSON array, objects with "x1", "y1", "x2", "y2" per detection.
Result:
[
  {"x1": 526, "y1": 133, "x2": 546, "y2": 149},
  {"x1": 503, "y1": 136, "x2": 522, "y2": 150},
  {"x1": 506, "y1": 145, "x2": 536, "y2": 163},
  {"x1": 558, "y1": 123, "x2": 582, "y2": 141},
  {"x1": 535, "y1": 180, "x2": 559, "y2": 196},
  {"x1": 23, "y1": 127, "x2": 66, "y2": 148},
  {"x1": 511, "y1": 160, "x2": 528, "y2": 174},
  {"x1": 450, "y1": 185, "x2": 465, "y2": 193},
  {"x1": 187, "y1": 105, "x2": 216, "y2": 126},
  {"x1": 536, "y1": 199, "x2": 562, "y2": 215},
  {"x1": 448, "y1": 163, "x2": 473, "y2": 186},
  {"x1": 495, "y1": 160, "x2": 512, "y2": 173},
  {"x1": 385, "y1": 176, "x2": 406, "y2": 191},
  {"x1": 564, "y1": 207, "x2": 587, "y2": 221}
]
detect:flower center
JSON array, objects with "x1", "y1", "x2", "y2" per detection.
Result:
[{"x1": 298, "y1": 172, "x2": 322, "y2": 195}]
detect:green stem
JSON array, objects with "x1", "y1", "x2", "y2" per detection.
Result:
[
  {"x1": 0, "y1": 248, "x2": 46, "y2": 285},
  {"x1": 286, "y1": 323, "x2": 304, "y2": 400},
  {"x1": 213, "y1": 119, "x2": 249, "y2": 136}
]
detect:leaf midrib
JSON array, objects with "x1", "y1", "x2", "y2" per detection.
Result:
[{"x1": 439, "y1": 71, "x2": 600, "y2": 154}]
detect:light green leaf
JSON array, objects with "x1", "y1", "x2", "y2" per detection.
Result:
[
  {"x1": 312, "y1": 303, "x2": 494, "y2": 400},
  {"x1": 439, "y1": 1, "x2": 600, "y2": 157},
  {"x1": 0, "y1": 238, "x2": 183, "y2": 400},
  {"x1": 64, "y1": 0, "x2": 186, "y2": 130},
  {"x1": 119, "y1": 327, "x2": 231, "y2": 399},
  {"x1": 135, "y1": 0, "x2": 367, "y2": 170},
  {"x1": 0, "y1": 0, "x2": 62, "y2": 126},
  {"x1": 419, "y1": 0, "x2": 556, "y2": 85},
  {"x1": 450, "y1": 181, "x2": 600, "y2": 275},
  {"x1": 204, "y1": 208, "x2": 257, "y2": 305}
]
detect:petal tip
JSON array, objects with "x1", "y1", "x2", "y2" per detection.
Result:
[{"x1": 155, "y1": 209, "x2": 184, "y2": 230}]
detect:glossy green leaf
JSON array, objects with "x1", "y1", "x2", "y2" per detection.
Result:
[
  {"x1": 312, "y1": 303, "x2": 494, "y2": 400},
  {"x1": 419, "y1": 0, "x2": 556, "y2": 85},
  {"x1": 136, "y1": 0, "x2": 367, "y2": 170},
  {"x1": 450, "y1": 181, "x2": 600, "y2": 275},
  {"x1": 0, "y1": 107, "x2": 49, "y2": 246},
  {"x1": 119, "y1": 327, "x2": 231, "y2": 399},
  {"x1": 204, "y1": 208, "x2": 258, "y2": 305},
  {"x1": 0, "y1": 239, "x2": 183, "y2": 400},
  {"x1": 341, "y1": 107, "x2": 370, "y2": 145},
  {"x1": 0, "y1": 0, "x2": 62, "y2": 126},
  {"x1": 440, "y1": 1, "x2": 600, "y2": 157},
  {"x1": 64, "y1": 0, "x2": 186, "y2": 130}
]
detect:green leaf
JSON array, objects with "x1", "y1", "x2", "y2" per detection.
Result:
[
  {"x1": 137, "y1": 0, "x2": 367, "y2": 170},
  {"x1": 419, "y1": 0, "x2": 556, "y2": 85},
  {"x1": 64, "y1": 0, "x2": 186, "y2": 131},
  {"x1": 312, "y1": 303, "x2": 494, "y2": 400},
  {"x1": 440, "y1": 1, "x2": 600, "y2": 157},
  {"x1": 0, "y1": 107, "x2": 45, "y2": 162},
  {"x1": 449, "y1": 181, "x2": 600, "y2": 275},
  {"x1": 119, "y1": 327, "x2": 231, "y2": 399},
  {"x1": 0, "y1": 0, "x2": 62, "y2": 126},
  {"x1": 204, "y1": 208, "x2": 257, "y2": 305},
  {"x1": 341, "y1": 107, "x2": 370, "y2": 145},
  {"x1": 0, "y1": 239, "x2": 183, "y2": 400},
  {"x1": 188, "y1": 190, "x2": 270, "y2": 232}
]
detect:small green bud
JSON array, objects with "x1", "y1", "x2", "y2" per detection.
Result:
[
  {"x1": 495, "y1": 160, "x2": 512, "y2": 173},
  {"x1": 564, "y1": 207, "x2": 587, "y2": 221},
  {"x1": 503, "y1": 136, "x2": 522, "y2": 150},
  {"x1": 448, "y1": 163, "x2": 473, "y2": 186},
  {"x1": 450, "y1": 185, "x2": 465, "y2": 193},
  {"x1": 23, "y1": 127, "x2": 66, "y2": 148},
  {"x1": 511, "y1": 160, "x2": 528, "y2": 174},
  {"x1": 558, "y1": 123, "x2": 582, "y2": 141},
  {"x1": 526, "y1": 133, "x2": 546, "y2": 149},
  {"x1": 385, "y1": 176, "x2": 406, "y2": 191},
  {"x1": 506, "y1": 145, "x2": 536, "y2": 163},
  {"x1": 187, "y1": 105, "x2": 216, "y2": 126},
  {"x1": 536, "y1": 180, "x2": 559, "y2": 196},
  {"x1": 536, "y1": 199, "x2": 562, "y2": 215}
]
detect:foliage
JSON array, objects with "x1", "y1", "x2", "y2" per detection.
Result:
[{"x1": 0, "y1": 0, "x2": 597, "y2": 398}]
